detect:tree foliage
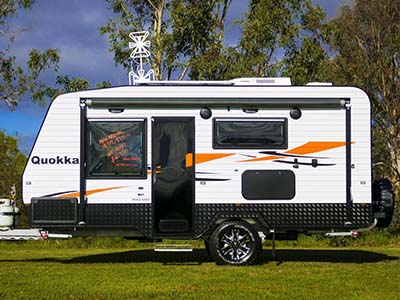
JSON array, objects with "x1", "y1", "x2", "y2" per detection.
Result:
[
  {"x1": 0, "y1": 130, "x2": 26, "y2": 198},
  {"x1": 100, "y1": 0, "x2": 329, "y2": 83},
  {"x1": 100, "y1": 0, "x2": 232, "y2": 80},
  {"x1": 281, "y1": 1, "x2": 330, "y2": 84},
  {"x1": 0, "y1": 130, "x2": 28, "y2": 226},
  {"x1": 44, "y1": 76, "x2": 112, "y2": 99},
  {"x1": 1, "y1": 0, "x2": 60, "y2": 110},
  {"x1": 324, "y1": 0, "x2": 400, "y2": 191},
  {"x1": 198, "y1": 0, "x2": 329, "y2": 82},
  {"x1": 44, "y1": 75, "x2": 91, "y2": 99},
  {"x1": 1, "y1": 0, "x2": 114, "y2": 110},
  {"x1": 0, "y1": 0, "x2": 34, "y2": 27},
  {"x1": 239, "y1": 0, "x2": 325, "y2": 79}
]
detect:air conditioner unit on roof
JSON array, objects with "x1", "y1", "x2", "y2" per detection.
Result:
[{"x1": 230, "y1": 77, "x2": 291, "y2": 86}]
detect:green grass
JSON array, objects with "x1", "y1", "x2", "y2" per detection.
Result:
[
  {"x1": 0, "y1": 246, "x2": 399, "y2": 300},
  {"x1": 1, "y1": 229, "x2": 399, "y2": 250}
]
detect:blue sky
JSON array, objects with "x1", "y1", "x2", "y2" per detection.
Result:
[{"x1": 0, "y1": 0, "x2": 344, "y2": 154}]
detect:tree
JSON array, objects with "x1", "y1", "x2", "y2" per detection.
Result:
[
  {"x1": 101, "y1": 0, "x2": 328, "y2": 82},
  {"x1": 190, "y1": 0, "x2": 329, "y2": 82},
  {"x1": 0, "y1": 130, "x2": 26, "y2": 198},
  {"x1": 1, "y1": 1, "x2": 111, "y2": 109},
  {"x1": 43, "y1": 76, "x2": 112, "y2": 100},
  {"x1": 281, "y1": 1, "x2": 330, "y2": 85},
  {"x1": 0, "y1": 130, "x2": 28, "y2": 226},
  {"x1": 324, "y1": 0, "x2": 400, "y2": 192},
  {"x1": 100, "y1": 0, "x2": 232, "y2": 80},
  {"x1": 1, "y1": 0, "x2": 60, "y2": 110}
]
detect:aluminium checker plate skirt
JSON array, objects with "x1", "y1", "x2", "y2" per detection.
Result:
[{"x1": 29, "y1": 202, "x2": 371, "y2": 238}]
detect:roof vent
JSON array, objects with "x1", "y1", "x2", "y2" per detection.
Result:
[{"x1": 230, "y1": 77, "x2": 291, "y2": 86}]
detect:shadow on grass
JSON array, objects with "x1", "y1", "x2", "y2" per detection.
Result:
[
  {"x1": 264, "y1": 249, "x2": 399, "y2": 264},
  {"x1": 1, "y1": 249, "x2": 398, "y2": 265}
]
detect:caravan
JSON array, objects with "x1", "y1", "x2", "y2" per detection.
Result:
[{"x1": 20, "y1": 77, "x2": 394, "y2": 265}]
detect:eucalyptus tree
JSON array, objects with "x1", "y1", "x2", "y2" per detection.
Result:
[
  {"x1": 190, "y1": 0, "x2": 329, "y2": 82},
  {"x1": 324, "y1": 0, "x2": 400, "y2": 191},
  {"x1": 100, "y1": 0, "x2": 232, "y2": 80},
  {"x1": 0, "y1": 0, "x2": 60, "y2": 110},
  {"x1": 0, "y1": 130, "x2": 26, "y2": 198}
]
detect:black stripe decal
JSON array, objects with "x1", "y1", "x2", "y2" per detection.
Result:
[
  {"x1": 195, "y1": 178, "x2": 231, "y2": 181},
  {"x1": 273, "y1": 160, "x2": 335, "y2": 167},
  {"x1": 239, "y1": 153, "x2": 257, "y2": 158},
  {"x1": 41, "y1": 190, "x2": 78, "y2": 197},
  {"x1": 195, "y1": 172, "x2": 220, "y2": 174},
  {"x1": 259, "y1": 151, "x2": 329, "y2": 159}
]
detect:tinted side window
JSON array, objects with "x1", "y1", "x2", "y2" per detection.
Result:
[
  {"x1": 87, "y1": 121, "x2": 145, "y2": 178},
  {"x1": 242, "y1": 170, "x2": 295, "y2": 200},
  {"x1": 214, "y1": 119, "x2": 287, "y2": 149}
]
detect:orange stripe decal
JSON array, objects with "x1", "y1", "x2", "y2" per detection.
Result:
[
  {"x1": 59, "y1": 186, "x2": 125, "y2": 198},
  {"x1": 240, "y1": 141, "x2": 349, "y2": 163},
  {"x1": 285, "y1": 142, "x2": 347, "y2": 155},
  {"x1": 239, "y1": 155, "x2": 284, "y2": 163},
  {"x1": 186, "y1": 153, "x2": 194, "y2": 168},
  {"x1": 195, "y1": 153, "x2": 233, "y2": 165}
]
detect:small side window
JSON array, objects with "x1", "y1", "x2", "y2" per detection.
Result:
[
  {"x1": 86, "y1": 120, "x2": 146, "y2": 178},
  {"x1": 242, "y1": 170, "x2": 295, "y2": 200},
  {"x1": 213, "y1": 118, "x2": 287, "y2": 149}
]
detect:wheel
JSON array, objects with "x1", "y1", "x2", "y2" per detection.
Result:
[
  {"x1": 373, "y1": 178, "x2": 394, "y2": 228},
  {"x1": 209, "y1": 221, "x2": 261, "y2": 265}
]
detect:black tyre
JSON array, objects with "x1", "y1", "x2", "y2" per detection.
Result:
[
  {"x1": 209, "y1": 221, "x2": 261, "y2": 265},
  {"x1": 204, "y1": 239, "x2": 211, "y2": 257},
  {"x1": 373, "y1": 178, "x2": 395, "y2": 228}
]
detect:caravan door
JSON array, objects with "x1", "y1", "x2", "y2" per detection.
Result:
[{"x1": 152, "y1": 117, "x2": 195, "y2": 235}]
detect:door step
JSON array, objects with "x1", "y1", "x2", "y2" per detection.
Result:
[
  {"x1": 0, "y1": 229, "x2": 72, "y2": 241},
  {"x1": 154, "y1": 243, "x2": 193, "y2": 252}
]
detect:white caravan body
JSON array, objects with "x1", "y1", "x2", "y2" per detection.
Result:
[{"x1": 22, "y1": 79, "x2": 376, "y2": 241}]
